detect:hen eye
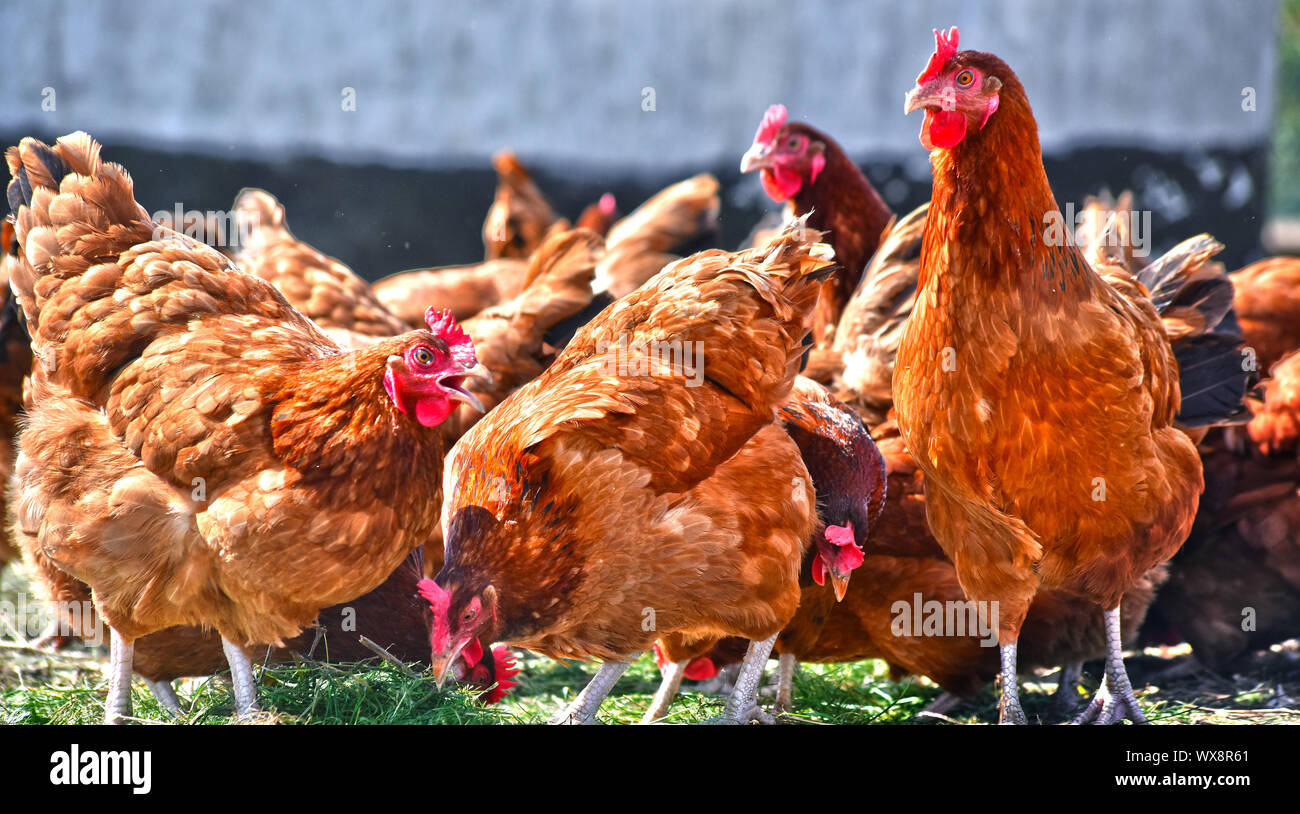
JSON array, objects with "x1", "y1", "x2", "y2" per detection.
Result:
[
  {"x1": 414, "y1": 347, "x2": 434, "y2": 366},
  {"x1": 955, "y1": 69, "x2": 974, "y2": 87},
  {"x1": 786, "y1": 136, "x2": 801, "y2": 150},
  {"x1": 462, "y1": 608, "x2": 477, "y2": 623}
]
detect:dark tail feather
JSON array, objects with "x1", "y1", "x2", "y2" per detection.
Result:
[
  {"x1": 6, "y1": 138, "x2": 73, "y2": 214},
  {"x1": 1138, "y1": 234, "x2": 1233, "y2": 332},
  {"x1": 1131, "y1": 232, "x2": 1253, "y2": 428},
  {"x1": 1173, "y1": 332, "x2": 1254, "y2": 427}
]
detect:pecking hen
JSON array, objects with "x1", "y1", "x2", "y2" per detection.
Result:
[{"x1": 421, "y1": 218, "x2": 834, "y2": 724}]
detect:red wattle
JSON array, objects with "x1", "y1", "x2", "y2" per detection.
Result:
[
  {"x1": 811, "y1": 552, "x2": 827, "y2": 587},
  {"x1": 460, "y1": 637, "x2": 484, "y2": 668},
  {"x1": 923, "y1": 109, "x2": 968, "y2": 149},
  {"x1": 683, "y1": 656, "x2": 719, "y2": 681},
  {"x1": 415, "y1": 396, "x2": 453, "y2": 427},
  {"x1": 760, "y1": 166, "x2": 803, "y2": 202}
]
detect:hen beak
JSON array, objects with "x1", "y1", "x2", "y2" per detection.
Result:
[
  {"x1": 461, "y1": 362, "x2": 493, "y2": 386},
  {"x1": 903, "y1": 86, "x2": 931, "y2": 115},
  {"x1": 829, "y1": 570, "x2": 850, "y2": 603},
  {"x1": 432, "y1": 639, "x2": 471, "y2": 689},
  {"x1": 441, "y1": 363, "x2": 491, "y2": 414},
  {"x1": 739, "y1": 142, "x2": 771, "y2": 173}
]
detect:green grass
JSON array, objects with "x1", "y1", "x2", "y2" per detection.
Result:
[{"x1": 2, "y1": 560, "x2": 1297, "y2": 725}]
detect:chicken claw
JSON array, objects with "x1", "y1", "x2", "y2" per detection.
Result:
[
  {"x1": 550, "y1": 660, "x2": 629, "y2": 725},
  {"x1": 1071, "y1": 608, "x2": 1147, "y2": 725},
  {"x1": 706, "y1": 634, "x2": 778, "y2": 724}
]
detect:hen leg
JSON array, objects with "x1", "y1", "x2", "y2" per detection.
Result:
[
  {"x1": 221, "y1": 637, "x2": 262, "y2": 721},
  {"x1": 641, "y1": 659, "x2": 686, "y2": 723},
  {"x1": 1071, "y1": 607, "x2": 1147, "y2": 725},
  {"x1": 550, "y1": 660, "x2": 629, "y2": 725},
  {"x1": 145, "y1": 679, "x2": 185, "y2": 719},
  {"x1": 708, "y1": 634, "x2": 777, "y2": 724},
  {"x1": 104, "y1": 628, "x2": 134, "y2": 725},
  {"x1": 1052, "y1": 661, "x2": 1084, "y2": 717},
  {"x1": 774, "y1": 652, "x2": 796, "y2": 713},
  {"x1": 997, "y1": 641, "x2": 1027, "y2": 725}
]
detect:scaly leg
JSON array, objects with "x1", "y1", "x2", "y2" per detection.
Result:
[
  {"x1": 998, "y1": 641, "x2": 1027, "y2": 725},
  {"x1": 709, "y1": 634, "x2": 777, "y2": 724},
  {"x1": 641, "y1": 659, "x2": 686, "y2": 723},
  {"x1": 146, "y1": 679, "x2": 185, "y2": 719},
  {"x1": 550, "y1": 661, "x2": 629, "y2": 725},
  {"x1": 221, "y1": 637, "x2": 262, "y2": 721},
  {"x1": 1072, "y1": 607, "x2": 1147, "y2": 725},
  {"x1": 774, "y1": 652, "x2": 796, "y2": 713},
  {"x1": 1052, "y1": 661, "x2": 1084, "y2": 717},
  {"x1": 104, "y1": 628, "x2": 134, "y2": 725}
]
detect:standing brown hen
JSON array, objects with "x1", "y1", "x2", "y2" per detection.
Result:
[
  {"x1": 5, "y1": 132, "x2": 485, "y2": 723},
  {"x1": 894, "y1": 29, "x2": 1250, "y2": 724}
]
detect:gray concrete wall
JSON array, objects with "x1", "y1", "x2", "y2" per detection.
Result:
[{"x1": 1, "y1": 0, "x2": 1278, "y2": 169}]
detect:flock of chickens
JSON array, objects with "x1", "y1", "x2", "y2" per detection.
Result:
[{"x1": 2, "y1": 27, "x2": 1297, "y2": 725}]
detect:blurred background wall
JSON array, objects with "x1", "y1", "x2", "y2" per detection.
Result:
[{"x1": 0, "y1": 0, "x2": 1285, "y2": 274}]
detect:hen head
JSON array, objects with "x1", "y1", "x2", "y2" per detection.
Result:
[
  {"x1": 902, "y1": 27, "x2": 1008, "y2": 151},
  {"x1": 812, "y1": 522, "x2": 867, "y2": 602},
  {"x1": 383, "y1": 307, "x2": 488, "y2": 427},
  {"x1": 421, "y1": 577, "x2": 502, "y2": 686},
  {"x1": 739, "y1": 104, "x2": 827, "y2": 203},
  {"x1": 459, "y1": 639, "x2": 521, "y2": 705}
]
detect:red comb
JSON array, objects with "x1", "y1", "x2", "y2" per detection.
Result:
[
  {"x1": 814, "y1": 521, "x2": 864, "y2": 587},
  {"x1": 480, "y1": 645, "x2": 520, "y2": 705},
  {"x1": 418, "y1": 577, "x2": 452, "y2": 652},
  {"x1": 825, "y1": 521, "x2": 856, "y2": 548},
  {"x1": 917, "y1": 26, "x2": 960, "y2": 84},
  {"x1": 424, "y1": 307, "x2": 477, "y2": 368},
  {"x1": 753, "y1": 104, "x2": 788, "y2": 147},
  {"x1": 598, "y1": 192, "x2": 616, "y2": 216},
  {"x1": 652, "y1": 641, "x2": 670, "y2": 670},
  {"x1": 417, "y1": 578, "x2": 450, "y2": 612}
]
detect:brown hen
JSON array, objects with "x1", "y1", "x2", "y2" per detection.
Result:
[
  {"x1": 894, "y1": 29, "x2": 1249, "y2": 724},
  {"x1": 5, "y1": 132, "x2": 484, "y2": 723},
  {"x1": 422, "y1": 219, "x2": 834, "y2": 724}
]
